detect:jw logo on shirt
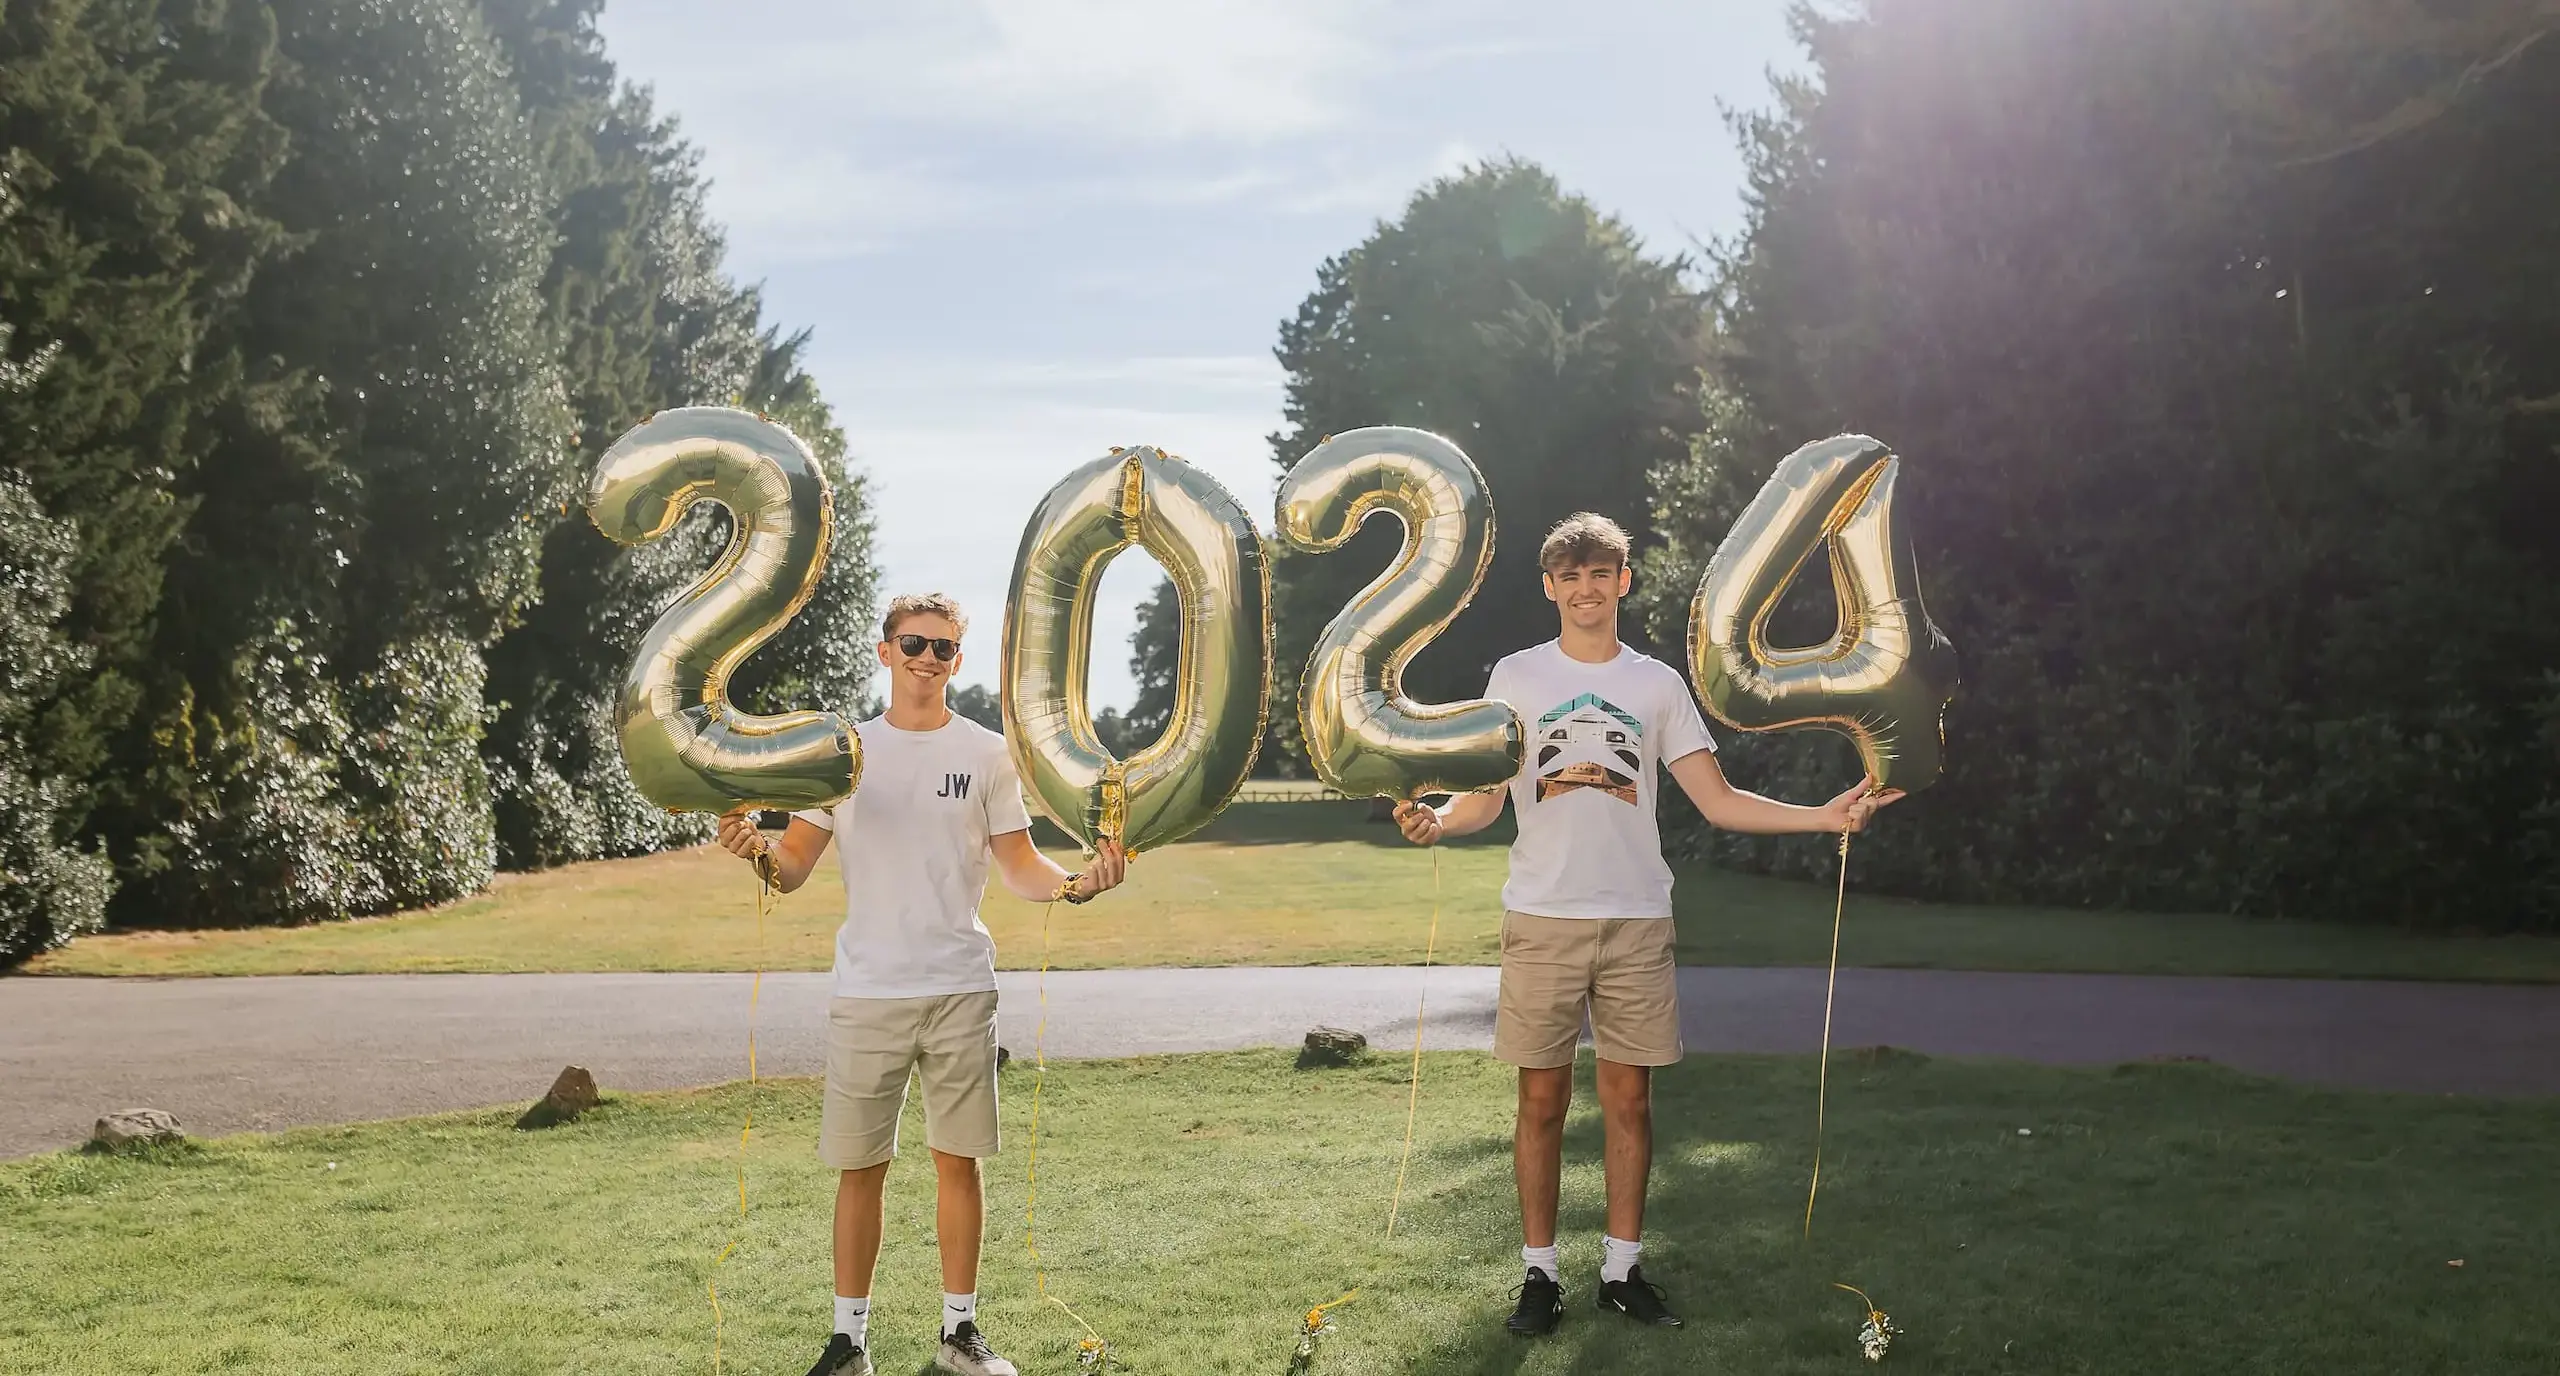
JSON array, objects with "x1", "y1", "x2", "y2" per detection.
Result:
[{"x1": 936, "y1": 772, "x2": 973, "y2": 800}]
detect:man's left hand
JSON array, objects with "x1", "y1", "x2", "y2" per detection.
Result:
[
  {"x1": 1071, "y1": 838, "x2": 1129, "y2": 900},
  {"x1": 1823, "y1": 777, "x2": 1906, "y2": 835}
]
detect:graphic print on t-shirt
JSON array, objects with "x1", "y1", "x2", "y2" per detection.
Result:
[{"x1": 1533, "y1": 693, "x2": 1644, "y2": 806}]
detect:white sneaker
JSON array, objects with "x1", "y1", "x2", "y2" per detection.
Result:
[{"x1": 935, "y1": 1321, "x2": 1018, "y2": 1376}]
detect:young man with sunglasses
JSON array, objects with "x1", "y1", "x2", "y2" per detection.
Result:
[
  {"x1": 1393, "y1": 514, "x2": 1898, "y2": 1337},
  {"x1": 718, "y1": 593, "x2": 1127, "y2": 1376}
]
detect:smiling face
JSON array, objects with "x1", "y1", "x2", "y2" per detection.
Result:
[
  {"x1": 1542, "y1": 558, "x2": 1630, "y2": 635},
  {"x1": 878, "y1": 609, "x2": 963, "y2": 702}
]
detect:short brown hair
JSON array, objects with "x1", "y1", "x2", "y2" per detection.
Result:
[
  {"x1": 881, "y1": 592, "x2": 969, "y2": 640},
  {"x1": 1538, "y1": 513, "x2": 1632, "y2": 572}
]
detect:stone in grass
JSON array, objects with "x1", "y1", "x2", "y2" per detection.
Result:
[
  {"x1": 515, "y1": 1065, "x2": 602, "y2": 1130},
  {"x1": 997, "y1": 1045, "x2": 1012, "y2": 1070},
  {"x1": 1297, "y1": 1027, "x2": 1369, "y2": 1069},
  {"x1": 87, "y1": 1109, "x2": 185, "y2": 1154}
]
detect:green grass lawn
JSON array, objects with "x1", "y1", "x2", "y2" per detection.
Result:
[
  {"x1": 29, "y1": 800, "x2": 2560, "y2": 981},
  {"x1": 4, "y1": 1050, "x2": 2550, "y2": 1374}
]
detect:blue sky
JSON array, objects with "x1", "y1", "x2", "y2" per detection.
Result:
[{"x1": 595, "y1": 0, "x2": 1803, "y2": 706}]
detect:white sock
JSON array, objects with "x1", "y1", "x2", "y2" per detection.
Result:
[
  {"x1": 1522, "y1": 1243, "x2": 1561, "y2": 1280},
  {"x1": 943, "y1": 1291, "x2": 977, "y2": 1337},
  {"x1": 1601, "y1": 1234, "x2": 1643, "y2": 1284},
  {"x1": 834, "y1": 1295, "x2": 869, "y2": 1347}
]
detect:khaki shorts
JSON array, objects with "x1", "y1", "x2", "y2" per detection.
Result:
[
  {"x1": 1494, "y1": 912, "x2": 1683, "y2": 1069},
  {"x1": 821, "y1": 990, "x2": 1001, "y2": 1170}
]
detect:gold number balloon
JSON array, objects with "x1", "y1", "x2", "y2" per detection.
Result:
[
  {"x1": 1276, "y1": 427, "x2": 1523, "y2": 799},
  {"x1": 587, "y1": 406, "x2": 860, "y2": 814},
  {"x1": 1687, "y1": 434, "x2": 1958, "y2": 792},
  {"x1": 1002, "y1": 446, "x2": 1270, "y2": 852}
]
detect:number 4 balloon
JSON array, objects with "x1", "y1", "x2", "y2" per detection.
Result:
[{"x1": 1687, "y1": 433, "x2": 1958, "y2": 794}]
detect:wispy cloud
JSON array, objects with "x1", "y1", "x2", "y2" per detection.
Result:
[
  {"x1": 697, "y1": 145, "x2": 983, "y2": 262},
  {"x1": 1280, "y1": 140, "x2": 1488, "y2": 215},
  {"x1": 616, "y1": 0, "x2": 1374, "y2": 146},
  {"x1": 899, "y1": 0, "x2": 1376, "y2": 144}
]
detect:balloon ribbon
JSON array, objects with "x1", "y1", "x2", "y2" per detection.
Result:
[
  {"x1": 1806, "y1": 825, "x2": 1849, "y2": 1238},
  {"x1": 1386, "y1": 843, "x2": 1441, "y2": 1236},
  {"x1": 1809, "y1": 824, "x2": 1900, "y2": 1362},
  {"x1": 1027, "y1": 894, "x2": 1110, "y2": 1369},
  {"x1": 710, "y1": 848, "x2": 775, "y2": 1373}
]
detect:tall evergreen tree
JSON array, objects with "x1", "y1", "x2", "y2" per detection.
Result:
[
  {"x1": 474, "y1": 0, "x2": 876, "y2": 869},
  {"x1": 1248, "y1": 159, "x2": 1709, "y2": 773},
  {"x1": 1642, "y1": 0, "x2": 2560, "y2": 928},
  {"x1": 0, "y1": 0, "x2": 290, "y2": 859},
  {"x1": 123, "y1": 0, "x2": 576, "y2": 925},
  {"x1": 0, "y1": 158, "x2": 112, "y2": 960}
]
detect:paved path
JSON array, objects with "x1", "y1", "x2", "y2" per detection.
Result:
[{"x1": 5, "y1": 967, "x2": 2555, "y2": 1158}]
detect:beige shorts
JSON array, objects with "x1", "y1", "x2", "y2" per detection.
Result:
[
  {"x1": 821, "y1": 990, "x2": 1001, "y2": 1170},
  {"x1": 1494, "y1": 912, "x2": 1684, "y2": 1069}
]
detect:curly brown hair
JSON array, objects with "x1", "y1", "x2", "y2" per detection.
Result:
[
  {"x1": 880, "y1": 592, "x2": 969, "y2": 640},
  {"x1": 1537, "y1": 512, "x2": 1632, "y2": 572}
]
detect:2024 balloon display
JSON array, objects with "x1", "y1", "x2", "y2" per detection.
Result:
[{"x1": 589, "y1": 410, "x2": 1950, "y2": 834}]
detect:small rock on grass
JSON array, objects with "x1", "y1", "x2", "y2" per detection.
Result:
[
  {"x1": 86, "y1": 1109, "x2": 185, "y2": 1153},
  {"x1": 515, "y1": 1065, "x2": 601, "y2": 1130},
  {"x1": 1297, "y1": 1027, "x2": 1369, "y2": 1069}
]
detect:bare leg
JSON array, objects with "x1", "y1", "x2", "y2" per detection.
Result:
[
  {"x1": 1594, "y1": 1059, "x2": 1653, "y2": 1242},
  {"x1": 1515, "y1": 1065, "x2": 1574, "y2": 1248},
  {"x1": 931, "y1": 1148, "x2": 984, "y2": 1295},
  {"x1": 834, "y1": 1163, "x2": 889, "y2": 1298}
]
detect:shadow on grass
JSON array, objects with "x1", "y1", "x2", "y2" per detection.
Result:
[{"x1": 1407, "y1": 1049, "x2": 2560, "y2": 1374}]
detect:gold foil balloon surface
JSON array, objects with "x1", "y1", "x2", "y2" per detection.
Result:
[
  {"x1": 1687, "y1": 434, "x2": 1958, "y2": 793},
  {"x1": 1276, "y1": 427, "x2": 1523, "y2": 799},
  {"x1": 587, "y1": 406, "x2": 860, "y2": 814},
  {"x1": 1002, "y1": 446, "x2": 1270, "y2": 853}
]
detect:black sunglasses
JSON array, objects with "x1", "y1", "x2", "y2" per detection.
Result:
[{"x1": 892, "y1": 634, "x2": 959, "y2": 661}]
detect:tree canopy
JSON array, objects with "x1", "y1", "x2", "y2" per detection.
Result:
[
  {"x1": 1238, "y1": 158, "x2": 1710, "y2": 773},
  {"x1": 1641, "y1": 0, "x2": 2560, "y2": 928},
  {"x1": 0, "y1": 0, "x2": 877, "y2": 958}
]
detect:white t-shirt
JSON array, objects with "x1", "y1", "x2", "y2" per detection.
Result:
[
  {"x1": 794, "y1": 712, "x2": 1033, "y2": 999},
  {"x1": 1484, "y1": 641, "x2": 1716, "y2": 919}
]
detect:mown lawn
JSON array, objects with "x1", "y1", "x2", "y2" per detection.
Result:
[
  {"x1": 29, "y1": 801, "x2": 2560, "y2": 981},
  {"x1": 3, "y1": 1050, "x2": 2548, "y2": 1374}
]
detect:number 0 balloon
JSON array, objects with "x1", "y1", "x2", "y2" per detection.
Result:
[
  {"x1": 1686, "y1": 433, "x2": 1958, "y2": 792},
  {"x1": 587, "y1": 406, "x2": 861, "y2": 814},
  {"x1": 1277, "y1": 427, "x2": 1523, "y2": 799},
  {"x1": 1002, "y1": 446, "x2": 1270, "y2": 853}
]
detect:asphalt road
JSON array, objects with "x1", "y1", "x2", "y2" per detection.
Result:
[{"x1": 5, "y1": 966, "x2": 2555, "y2": 1158}]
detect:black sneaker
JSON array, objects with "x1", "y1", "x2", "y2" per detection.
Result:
[
  {"x1": 805, "y1": 1332, "x2": 873, "y2": 1376},
  {"x1": 1506, "y1": 1267, "x2": 1565, "y2": 1336},
  {"x1": 1596, "y1": 1264, "x2": 1683, "y2": 1327},
  {"x1": 935, "y1": 1320, "x2": 1019, "y2": 1375}
]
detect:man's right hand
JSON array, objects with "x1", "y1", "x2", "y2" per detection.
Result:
[
  {"x1": 1393, "y1": 800, "x2": 1444, "y2": 847},
  {"x1": 715, "y1": 806, "x2": 768, "y2": 861}
]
